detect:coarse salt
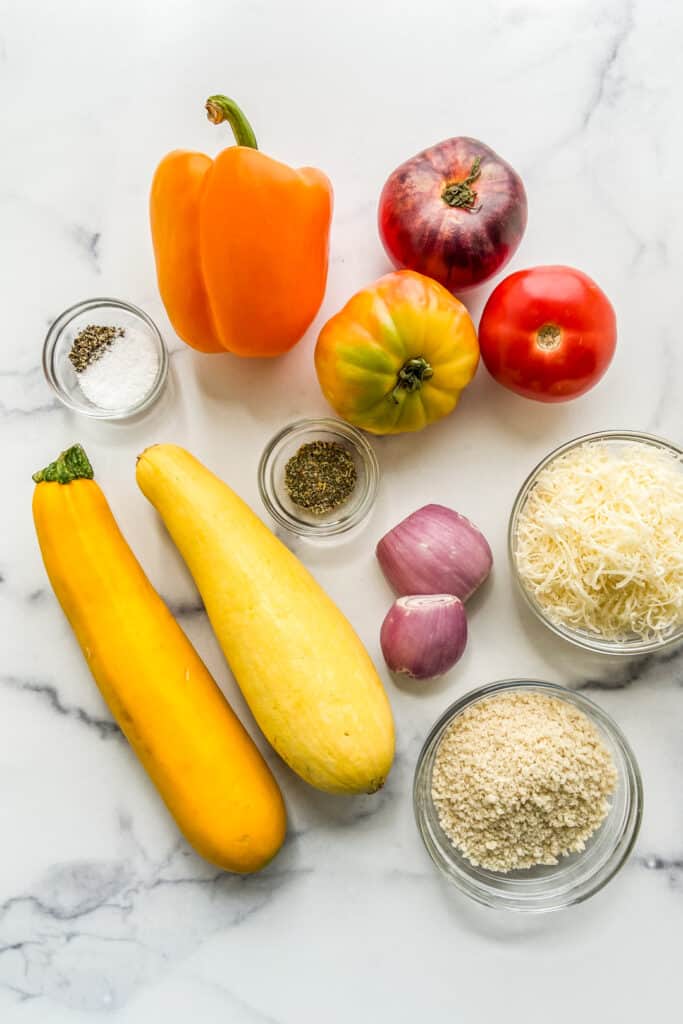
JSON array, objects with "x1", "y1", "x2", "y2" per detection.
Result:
[{"x1": 78, "y1": 327, "x2": 159, "y2": 410}]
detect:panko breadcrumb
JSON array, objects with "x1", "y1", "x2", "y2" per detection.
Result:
[{"x1": 431, "y1": 691, "x2": 617, "y2": 873}]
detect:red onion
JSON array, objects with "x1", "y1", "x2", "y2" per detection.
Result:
[
  {"x1": 376, "y1": 504, "x2": 492, "y2": 602},
  {"x1": 380, "y1": 595, "x2": 467, "y2": 680}
]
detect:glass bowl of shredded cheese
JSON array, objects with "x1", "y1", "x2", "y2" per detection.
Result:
[
  {"x1": 414, "y1": 680, "x2": 642, "y2": 912},
  {"x1": 509, "y1": 431, "x2": 683, "y2": 655}
]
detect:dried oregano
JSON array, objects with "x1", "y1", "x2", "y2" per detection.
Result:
[{"x1": 285, "y1": 441, "x2": 357, "y2": 514}]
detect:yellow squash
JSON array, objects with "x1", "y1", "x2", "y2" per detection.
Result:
[
  {"x1": 32, "y1": 445, "x2": 286, "y2": 873},
  {"x1": 136, "y1": 444, "x2": 395, "y2": 795}
]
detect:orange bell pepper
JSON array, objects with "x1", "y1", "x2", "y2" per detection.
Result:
[{"x1": 150, "y1": 95, "x2": 333, "y2": 357}]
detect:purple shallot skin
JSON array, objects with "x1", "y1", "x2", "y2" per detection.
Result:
[
  {"x1": 376, "y1": 504, "x2": 492, "y2": 602},
  {"x1": 380, "y1": 595, "x2": 467, "y2": 680}
]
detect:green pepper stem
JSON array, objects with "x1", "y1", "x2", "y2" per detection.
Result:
[
  {"x1": 388, "y1": 357, "x2": 434, "y2": 405},
  {"x1": 205, "y1": 95, "x2": 258, "y2": 149},
  {"x1": 33, "y1": 444, "x2": 94, "y2": 484},
  {"x1": 442, "y1": 156, "x2": 482, "y2": 210}
]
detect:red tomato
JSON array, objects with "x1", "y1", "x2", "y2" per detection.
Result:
[
  {"x1": 478, "y1": 266, "x2": 617, "y2": 402},
  {"x1": 378, "y1": 137, "x2": 527, "y2": 293}
]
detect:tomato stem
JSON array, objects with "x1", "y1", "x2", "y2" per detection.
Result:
[
  {"x1": 205, "y1": 95, "x2": 258, "y2": 149},
  {"x1": 442, "y1": 156, "x2": 482, "y2": 210},
  {"x1": 388, "y1": 357, "x2": 434, "y2": 404},
  {"x1": 536, "y1": 324, "x2": 562, "y2": 351}
]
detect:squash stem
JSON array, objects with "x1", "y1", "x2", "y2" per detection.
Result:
[
  {"x1": 33, "y1": 444, "x2": 94, "y2": 484},
  {"x1": 205, "y1": 95, "x2": 258, "y2": 149}
]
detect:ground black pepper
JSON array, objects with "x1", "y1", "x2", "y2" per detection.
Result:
[
  {"x1": 285, "y1": 440, "x2": 357, "y2": 514},
  {"x1": 68, "y1": 324, "x2": 124, "y2": 372}
]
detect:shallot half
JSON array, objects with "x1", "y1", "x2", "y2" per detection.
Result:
[
  {"x1": 376, "y1": 504, "x2": 492, "y2": 602},
  {"x1": 380, "y1": 595, "x2": 467, "y2": 681}
]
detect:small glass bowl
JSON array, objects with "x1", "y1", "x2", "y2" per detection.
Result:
[
  {"x1": 509, "y1": 430, "x2": 683, "y2": 656},
  {"x1": 414, "y1": 679, "x2": 643, "y2": 913},
  {"x1": 258, "y1": 418, "x2": 380, "y2": 538},
  {"x1": 43, "y1": 298, "x2": 168, "y2": 420}
]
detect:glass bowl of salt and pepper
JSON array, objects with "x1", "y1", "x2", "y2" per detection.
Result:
[{"x1": 43, "y1": 298, "x2": 168, "y2": 420}]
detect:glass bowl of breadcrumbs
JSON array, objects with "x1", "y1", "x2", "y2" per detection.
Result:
[{"x1": 413, "y1": 680, "x2": 642, "y2": 912}]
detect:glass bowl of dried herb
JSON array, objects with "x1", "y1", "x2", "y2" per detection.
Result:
[
  {"x1": 43, "y1": 298, "x2": 168, "y2": 420},
  {"x1": 258, "y1": 418, "x2": 380, "y2": 538}
]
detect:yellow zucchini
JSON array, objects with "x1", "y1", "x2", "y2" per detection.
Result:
[
  {"x1": 32, "y1": 445, "x2": 286, "y2": 873},
  {"x1": 136, "y1": 444, "x2": 395, "y2": 795}
]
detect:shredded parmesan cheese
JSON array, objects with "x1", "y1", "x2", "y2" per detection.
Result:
[{"x1": 514, "y1": 441, "x2": 683, "y2": 641}]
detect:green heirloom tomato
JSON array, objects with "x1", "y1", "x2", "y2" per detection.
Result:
[{"x1": 314, "y1": 270, "x2": 479, "y2": 434}]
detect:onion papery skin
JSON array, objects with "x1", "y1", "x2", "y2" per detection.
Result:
[
  {"x1": 376, "y1": 504, "x2": 492, "y2": 602},
  {"x1": 380, "y1": 595, "x2": 467, "y2": 680}
]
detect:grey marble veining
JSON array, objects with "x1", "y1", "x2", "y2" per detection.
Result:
[{"x1": 1, "y1": 0, "x2": 682, "y2": 1020}]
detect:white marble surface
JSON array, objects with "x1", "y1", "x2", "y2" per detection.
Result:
[{"x1": 1, "y1": 0, "x2": 682, "y2": 1019}]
